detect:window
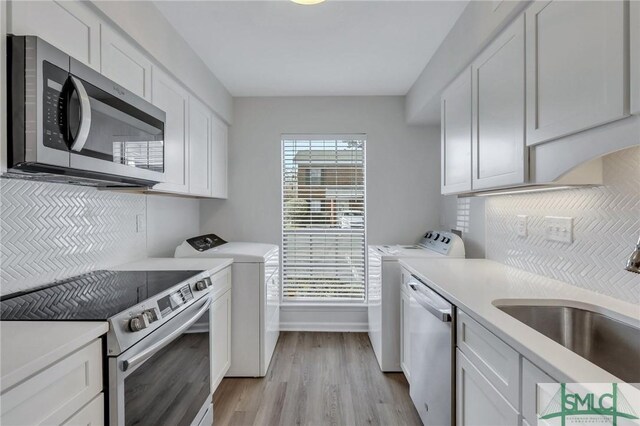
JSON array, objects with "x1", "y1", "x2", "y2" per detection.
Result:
[{"x1": 282, "y1": 135, "x2": 366, "y2": 302}]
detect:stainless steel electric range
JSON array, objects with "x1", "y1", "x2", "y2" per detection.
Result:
[{"x1": 1, "y1": 269, "x2": 216, "y2": 426}]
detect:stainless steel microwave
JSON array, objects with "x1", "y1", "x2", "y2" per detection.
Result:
[{"x1": 6, "y1": 35, "x2": 165, "y2": 188}]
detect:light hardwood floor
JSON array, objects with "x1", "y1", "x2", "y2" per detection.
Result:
[{"x1": 212, "y1": 332, "x2": 421, "y2": 426}]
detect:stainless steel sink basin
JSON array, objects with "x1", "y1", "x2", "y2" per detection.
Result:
[{"x1": 496, "y1": 304, "x2": 640, "y2": 383}]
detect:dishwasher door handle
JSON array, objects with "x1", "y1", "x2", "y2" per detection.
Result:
[{"x1": 409, "y1": 283, "x2": 452, "y2": 322}]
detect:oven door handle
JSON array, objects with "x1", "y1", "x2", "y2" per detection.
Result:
[
  {"x1": 68, "y1": 76, "x2": 92, "y2": 153},
  {"x1": 121, "y1": 295, "x2": 212, "y2": 372}
]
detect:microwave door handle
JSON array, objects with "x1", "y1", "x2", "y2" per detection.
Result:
[
  {"x1": 68, "y1": 76, "x2": 92, "y2": 152},
  {"x1": 121, "y1": 295, "x2": 212, "y2": 372}
]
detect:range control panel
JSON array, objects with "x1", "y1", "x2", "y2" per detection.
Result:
[
  {"x1": 186, "y1": 234, "x2": 227, "y2": 252},
  {"x1": 419, "y1": 231, "x2": 457, "y2": 255}
]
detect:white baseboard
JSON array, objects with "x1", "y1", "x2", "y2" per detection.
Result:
[
  {"x1": 279, "y1": 304, "x2": 368, "y2": 332},
  {"x1": 279, "y1": 321, "x2": 368, "y2": 332}
]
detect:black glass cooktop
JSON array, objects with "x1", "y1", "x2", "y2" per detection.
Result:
[{"x1": 0, "y1": 270, "x2": 203, "y2": 321}]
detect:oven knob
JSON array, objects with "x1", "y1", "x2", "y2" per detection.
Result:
[
  {"x1": 128, "y1": 314, "x2": 150, "y2": 332},
  {"x1": 195, "y1": 280, "x2": 208, "y2": 291}
]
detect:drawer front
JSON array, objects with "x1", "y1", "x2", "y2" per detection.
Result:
[
  {"x1": 210, "y1": 266, "x2": 232, "y2": 301},
  {"x1": 1, "y1": 340, "x2": 103, "y2": 425},
  {"x1": 522, "y1": 358, "x2": 556, "y2": 425},
  {"x1": 457, "y1": 310, "x2": 520, "y2": 409},
  {"x1": 62, "y1": 393, "x2": 104, "y2": 426}
]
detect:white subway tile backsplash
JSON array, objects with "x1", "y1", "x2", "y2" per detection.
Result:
[
  {"x1": 486, "y1": 146, "x2": 640, "y2": 303},
  {"x1": 0, "y1": 179, "x2": 146, "y2": 295}
]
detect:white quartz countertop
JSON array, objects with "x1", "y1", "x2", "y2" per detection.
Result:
[
  {"x1": 111, "y1": 257, "x2": 233, "y2": 273},
  {"x1": 399, "y1": 258, "x2": 640, "y2": 384},
  {"x1": 0, "y1": 321, "x2": 109, "y2": 393}
]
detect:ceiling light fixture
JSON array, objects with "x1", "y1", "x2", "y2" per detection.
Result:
[{"x1": 291, "y1": 0, "x2": 326, "y2": 5}]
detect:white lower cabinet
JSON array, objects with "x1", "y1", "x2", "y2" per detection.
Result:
[
  {"x1": 62, "y1": 393, "x2": 104, "y2": 426},
  {"x1": 456, "y1": 349, "x2": 519, "y2": 426},
  {"x1": 1, "y1": 340, "x2": 103, "y2": 425},
  {"x1": 400, "y1": 285, "x2": 412, "y2": 383},
  {"x1": 211, "y1": 289, "x2": 232, "y2": 393},
  {"x1": 522, "y1": 358, "x2": 556, "y2": 426}
]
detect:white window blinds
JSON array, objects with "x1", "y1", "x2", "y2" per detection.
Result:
[{"x1": 282, "y1": 135, "x2": 366, "y2": 302}]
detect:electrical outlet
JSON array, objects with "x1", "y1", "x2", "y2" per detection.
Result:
[
  {"x1": 517, "y1": 215, "x2": 528, "y2": 237},
  {"x1": 545, "y1": 216, "x2": 573, "y2": 244},
  {"x1": 136, "y1": 214, "x2": 146, "y2": 233}
]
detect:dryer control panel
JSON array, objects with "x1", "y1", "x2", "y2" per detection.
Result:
[{"x1": 186, "y1": 234, "x2": 227, "y2": 252}]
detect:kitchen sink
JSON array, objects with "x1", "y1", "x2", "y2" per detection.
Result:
[{"x1": 496, "y1": 303, "x2": 640, "y2": 383}]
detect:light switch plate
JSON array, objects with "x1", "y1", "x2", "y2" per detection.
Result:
[
  {"x1": 517, "y1": 215, "x2": 528, "y2": 237},
  {"x1": 545, "y1": 216, "x2": 573, "y2": 244},
  {"x1": 136, "y1": 214, "x2": 146, "y2": 233}
]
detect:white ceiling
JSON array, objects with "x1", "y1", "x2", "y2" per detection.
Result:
[{"x1": 154, "y1": 1, "x2": 468, "y2": 97}]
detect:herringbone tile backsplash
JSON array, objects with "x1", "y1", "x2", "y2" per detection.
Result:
[
  {"x1": 0, "y1": 179, "x2": 146, "y2": 295},
  {"x1": 486, "y1": 146, "x2": 640, "y2": 304}
]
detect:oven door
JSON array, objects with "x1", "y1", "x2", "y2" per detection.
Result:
[
  {"x1": 67, "y1": 58, "x2": 166, "y2": 183},
  {"x1": 109, "y1": 295, "x2": 212, "y2": 426}
]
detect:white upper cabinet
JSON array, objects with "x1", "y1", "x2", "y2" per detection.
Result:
[
  {"x1": 100, "y1": 24, "x2": 152, "y2": 101},
  {"x1": 188, "y1": 96, "x2": 212, "y2": 197},
  {"x1": 8, "y1": 0, "x2": 101, "y2": 70},
  {"x1": 441, "y1": 68, "x2": 472, "y2": 195},
  {"x1": 151, "y1": 68, "x2": 189, "y2": 194},
  {"x1": 472, "y1": 15, "x2": 526, "y2": 190},
  {"x1": 210, "y1": 114, "x2": 229, "y2": 199},
  {"x1": 632, "y1": 0, "x2": 640, "y2": 115},
  {"x1": 525, "y1": 0, "x2": 628, "y2": 145}
]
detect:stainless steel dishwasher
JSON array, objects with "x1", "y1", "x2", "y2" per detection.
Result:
[{"x1": 407, "y1": 274, "x2": 455, "y2": 425}]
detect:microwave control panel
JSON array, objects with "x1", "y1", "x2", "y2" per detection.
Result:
[{"x1": 42, "y1": 61, "x2": 69, "y2": 152}]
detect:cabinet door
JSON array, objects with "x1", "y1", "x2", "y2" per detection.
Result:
[
  {"x1": 8, "y1": 0, "x2": 101, "y2": 70},
  {"x1": 62, "y1": 393, "x2": 104, "y2": 426},
  {"x1": 151, "y1": 68, "x2": 189, "y2": 194},
  {"x1": 1, "y1": 340, "x2": 103, "y2": 425},
  {"x1": 211, "y1": 290, "x2": 231, "y2": 393},
  {"x1": 456, "y1": 350, "x2": 519, "y2": 426},
  {"x1": 472, "y1": 16, "x2": 526, "y2": 190},
  {"x1": 632, "y1": 0, "x2": 640, "y2": 115},
  {"x1": 522, "y1": 359, "x2": 556, "y2": 426},
  {"x1": 188, "y1": 96, "x2": 212, "y2": 197},
  {"x1": 100, "y1": 24, "x2": 152, "y2": 100},
  {"x1": 441, "y1": 68, "x2": 472, "y2": 195},
  {"x1": 210, "y1": 114, "x2": 229, "y2": 199},
  {"x1": 525, "y1": 0, "x2": 627, "y2": 145},
  {"x1": 400, "y1": 289, "x2": 411, "y2": 383}
]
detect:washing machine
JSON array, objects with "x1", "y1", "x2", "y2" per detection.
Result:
[
  {"x1": 367, "y1": 230, "x2": 465, "y2": 372},
  {"x1": 175, "y1": 234, "x2": 280, "y2": 377}
]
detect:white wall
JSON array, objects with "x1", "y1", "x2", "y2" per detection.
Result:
[
  {"x1": 147, "y1": 195, "x2": 200, "y2": 257},
  {"x1": 200, "y1": 96, "x2": 442, "y2": 248}
]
